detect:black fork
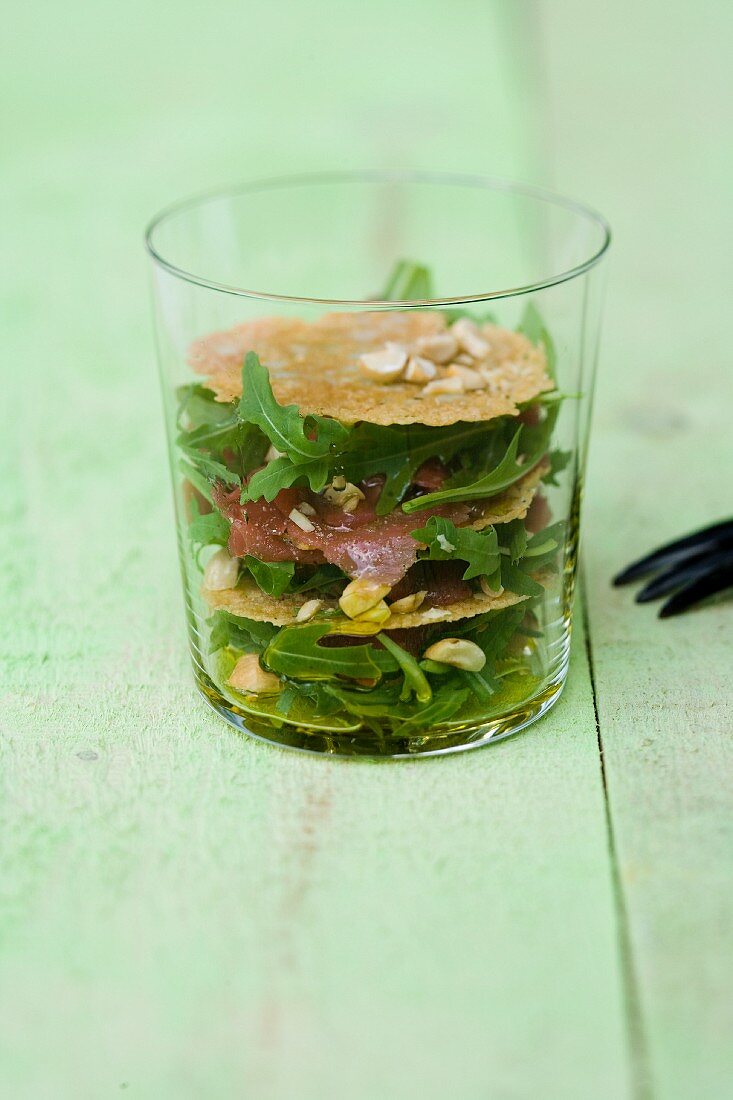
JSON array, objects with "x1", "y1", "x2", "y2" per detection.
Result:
[{"x1": 613, "y1": 519, "x2": 733, "y2": 617}]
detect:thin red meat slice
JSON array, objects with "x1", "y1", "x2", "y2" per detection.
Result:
[
  {"x1": 412, "y1": 458, "x2": 449, "y2": 491},
  {"x1": 519, "y1": 404, "x2": 542, "y2": 427},
  {"x1": 423, "y1": 561, "x2": 473, "y2": 606},
  {"x1": 213, "y1": 485, "x2": 322, "y2": 564},
  {"x1": 322, "y1": 626, "x2": 435, "y2": 658},
  {"x1": 287, "y1": 479, "x2": 471, "y2": 584},
  {"x1": 213, "y1": 480, "x2": 471, "y2": 586},
  {"x1": 525, "y1": 492, "x2": 552, "y2": 534},
  {"x1": 389, "y1": 561, "x2": 472, "y2": 606},
  {"x1": 288, "y1": 495, "x2": 472, "y2": 585},
  {"x1": 382, "y1": 625, "x2": 434, "y2": 656},
  {"x1": 183, "y1": 480, "x2": 213, "y2": 523}
]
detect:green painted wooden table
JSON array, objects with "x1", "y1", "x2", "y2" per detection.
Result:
[{"x1": 2, "y1": 2, "x2": 732, "y2": 1096}]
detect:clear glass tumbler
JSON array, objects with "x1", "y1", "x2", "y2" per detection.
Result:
[{"x1": 146, "y1": 171, "x2": 609, "y2": 756}]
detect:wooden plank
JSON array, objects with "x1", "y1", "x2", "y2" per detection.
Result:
[
  {"x1": 0, "y1": 636, "x2": 630, "y2": 1099},
  {"x1": 540, "y1": 2, "x2": 733, "y2": 1096},
  {"x1": 1, "y1": 2, "x2": 632, "y2": 1096}
]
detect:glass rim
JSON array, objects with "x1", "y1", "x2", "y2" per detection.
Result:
[{"x1": 144, "y1": 169, "x2": 611, "y2": 307}]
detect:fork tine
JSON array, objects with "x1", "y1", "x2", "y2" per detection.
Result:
[
  {"x1": 658, "y1": 561, "x2": 733, "y2": 618},
  {"x1": 635, "y1": 554, "x2": 711, "y2": 602},
  {"x1": 635, "y1": 547, "x2": 733, "y2": 603},
  {"x1": 613, "y1": 518, "x2": 733, "y2": 586}
]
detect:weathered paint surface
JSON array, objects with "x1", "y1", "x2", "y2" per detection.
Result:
[{"x1": 1, "y1": 2, "x2": 731, "y2": 1097}]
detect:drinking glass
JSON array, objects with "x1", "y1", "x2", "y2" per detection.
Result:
[{"x1": 146, "y1": 171, "x2": 609, "y2": 756}]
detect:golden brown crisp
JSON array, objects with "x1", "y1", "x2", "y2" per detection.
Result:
[
  {"x1": 188, "y1": 312, "x2": 553, "y2": 426},
  {"x1": 202, "y1": 577, "x2": 528, "y2": 629}
]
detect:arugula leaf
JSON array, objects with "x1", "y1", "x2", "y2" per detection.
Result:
[
  {"x1": 275, "y1": 680, "x2": 343, "y2": 718},
  {"x1": 342, "y1": 420, "x2": 486, "y2": 515},
  {"x1": 484, "y1": 519, "x2": 563, "y2": 602},
  {"x1": 274, "y1": 683, "x2": 299, "y2": 716},
  {"x1": 238, "y1": 353, "x2": 349, "y2": 498},
  {"x1": 443, "y1": 306, "x2": 497, "y2": 325},
  {"x1": 501, "y1": 519, "x2": 528, "y2": 564},
  {"x1": 177, "y1": 382, "x2": 269, "y2": 485},
  {"x1": 324, "y1": 680, "x2": 406, "y2": 719},
  {"x1": 236, "y1": 356, "x2": 490, "y2": 514},
  {"x1": 499, "y1": 560, "x2": 545, "y2": 598},
  {"x1": 418, "y1": 659, "x2": 452, "y2": 676},
  {"x1": 457, "y1": 605, "x2": 529, "y2": 663},
  {"x1": 289, "y1": 564, "x2": 347, "y2": 594},
  {"x1": 222, "y1": 672, "x2": 363, "y2": 733},
  {"x1": 179, "y1": 459, "x2": 215, "y2": 506},
  {"x1": 188, "y1": 507, "x2": 230, "y2": 550},
  {"x1": 378, "y1": 256, "x2": 503, "y2": 324},
  {"x1": 449, "y1": 605, "x2": 534, "y2": 704},
  {"x1": 518, "y1": 301, "x2": 557, "y2": 381},
  {"x1": 402, "y1": 404, "x2": 558, "y2": 513},
  {"x1": 263, "y1": 622, "x2": 397, "y2": 683},
  {"x1": 236, "y1": 560, "x2": 346, "y2": 599},
  {"x1": 325, "y1": 676, "x2": 468, "y2": 729},
  {"x1": 180, "y1": 409, "x2": 264, "y2": 464},
  {"x1": 179, "y1": 444, "x2": 241, "y2": 487},
  {"x1": 462, "y1": 668, "x2": 499, "y2": 701},
  {"x1": 245, "y1": 456, "x2": 310, "y2": 501},
  {"x1": 177, "y1": 383, "x2": 235, "y2": 431},
  {"x1": 379, "y1": 259, "x2": 433, "y2": 300},
  {"x1": 410, "y1": 516, "x2": 500, "y2": 581},
  {"x1": 208, "y1": 612, "x2": 279, "y2": 655},
  {"x1": 482, "y1": 564, "x2": 504, "y2": 594},
  {"x1": 521, "y1": 522, "x2": 565, "y2": 572},
  {"x1": 377, "y1": 633, "x2": 432, "y2": 703},
  {"x1": 396, "y1": 684, "x2": 471, "y2": 732},
  {"x1": 402, "y1": 427, "x2": 521, "y2": 512},
  {"x1": 542, "y1": 448, "x2": 572, "y2": 487},
  {"x1": 378, "y1": 257, "x2": 504, "y2": 331},
  {"x1": 243, "y1": 557, "x2": 294, "y2": 597}
]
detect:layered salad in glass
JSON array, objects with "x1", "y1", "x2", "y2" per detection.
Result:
[{"x1": 176, "y1": 263, "x2": 569, "y2": 744}]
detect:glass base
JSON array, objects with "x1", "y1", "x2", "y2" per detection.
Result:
[{"x1": 193, "y1": 666, "x2": 568, "y2": 758}]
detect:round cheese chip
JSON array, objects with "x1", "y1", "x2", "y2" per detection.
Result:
[
  {"x1": 188, "y1": 312, "x2": 553, "y2": 427},
  {"x1": 203, "y1": 577, "x2": 529, "y2": 630}
]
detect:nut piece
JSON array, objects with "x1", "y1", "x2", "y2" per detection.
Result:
[
  {"x1": 228, "y1": 654, "x2": 281, "y2": 694},
  {"x1": 451, "y1": 317, "x2": 491, "y2": 359},
  {"x1": 289, "y1": 507, "x2": 316, "y2": 532},
  {"x1": 420, "y1": 607, "x2": 452, "y2": 622},
  {"x1": 479, "y1": 576, "x2": 504, "y2": 597},
  {"x1": 298, "y1": 501, "x2": 316, "y2": 516},
  {"x1": 295, "y1": 598, "x2": 324, "y2": 623},
  {"x1": 203, "y1": 548, "x2": 239, "y2": 591},
  {"x1": 323, "y1": 480, "x2": 366, "y2": 513},
  {"x1": 389, "y1": 590, "x2": 427, "y2": 614},
  {"x1": 265, "y1": 444, "x2": 285, "y2": 462},
  {"x1": 354, "y1": 599, "x2": 391, "y2": 625},
  {"x1": 339, "y1": 579, "x2": 392, "y2": 619},
  {"x1": 446, "y1": 363, "x2": 488, "y2": 391},
  {"x1": 420, "y1": 375, "x2": 465, "y2": 397},
  {"x1": 414, "y1": 332, "x2": 459, "y2": 364},
  {"x1": 358, "y1": 342, "x2": 408, "y2": 383},
  {"x1": 341, "y1": 493, "x2": 365, "y2": 515},
  {"x1": 423, "y1": 638, "x2": 487, "y2": 672},
  {"x1": 404, "y1": 356, "x2": 438, "y2": 384}
]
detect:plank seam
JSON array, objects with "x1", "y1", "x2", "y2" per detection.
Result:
[{"x1": 581, "y1": 570, "x2": 654, "y2": 1100}]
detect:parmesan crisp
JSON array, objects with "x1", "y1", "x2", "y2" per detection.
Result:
[
  {"x1": 203, "y1": 576, "x2": 529, "y2": 629},
  {"x1": 188, "y1": 312, "x2": 553, "y2": 427}
]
